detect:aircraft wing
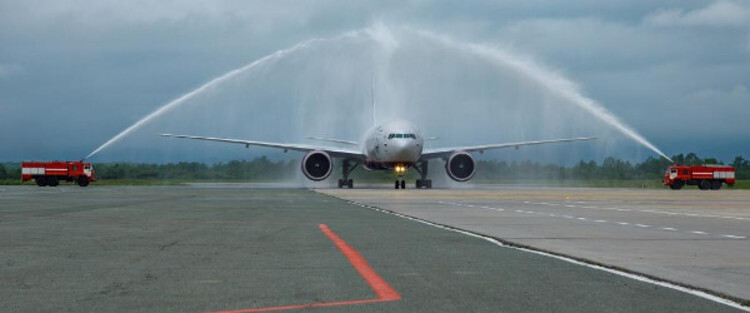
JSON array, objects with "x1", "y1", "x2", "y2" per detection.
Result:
[
  {"x1": 161, "y1": 134, "x2": 364, "y2": 160},
  {"x1": 420, "y1": 137, "x2": 597, "y2": 160}
]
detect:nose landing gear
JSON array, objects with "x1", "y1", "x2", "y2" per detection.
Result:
[{"x1": 395, "y1": 179, "x2": 406, "y2": 189}]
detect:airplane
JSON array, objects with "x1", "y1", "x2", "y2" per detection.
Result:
[{"x1": 161, "y1": 119, "x2": 595, "y2": 189}]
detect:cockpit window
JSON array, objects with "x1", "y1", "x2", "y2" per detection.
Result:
[{"x1": 388, "y1": 133, "x2": 417, "y2": 140}]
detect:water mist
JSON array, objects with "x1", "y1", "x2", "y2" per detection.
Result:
[{"x1": 85, "y1": 24, "x2": 671, "y2": 165}]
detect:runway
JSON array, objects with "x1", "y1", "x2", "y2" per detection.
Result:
[
  {"x1": 1, "y1": 185, "x2": 748, "y2": 312},
  {"x1": 320, "y1": 187, "x2": 750, "y2": 304}
]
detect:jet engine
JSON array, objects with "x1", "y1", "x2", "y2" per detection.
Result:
[
  {"x1": 445, "y1": 151, "x2": 476, "y2": 182},
  {"x1": 301, "y1": 151, "x2": 333, "y2": 181}
]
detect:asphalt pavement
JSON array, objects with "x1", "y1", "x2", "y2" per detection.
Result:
[{"x1": 1, "y1": 185, "x2": 747, "y2": 312}]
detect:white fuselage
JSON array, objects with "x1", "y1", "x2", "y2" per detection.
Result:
[{"x1": 362, "y1": 119, "x2": 423, "y2": 169}]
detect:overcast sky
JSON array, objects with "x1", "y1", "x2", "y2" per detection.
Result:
[{"x1": 1, "y1": 0, "x2": 748, "y2": 163}]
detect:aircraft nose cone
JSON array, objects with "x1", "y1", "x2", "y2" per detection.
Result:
[{"x1": 392, "y1": 141, "x2": 420, "y2": 162}]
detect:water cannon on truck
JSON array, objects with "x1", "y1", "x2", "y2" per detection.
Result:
[
  {"x1": 663, "y1": 164, "x2": 734, "y2": 190},
  {"x1": 21, "y1": 160, "x2": 96, "y2": 187}
]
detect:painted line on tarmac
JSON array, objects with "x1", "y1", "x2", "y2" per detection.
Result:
[
  {"x1": 531, "y1": 201, "x2": 749, "y2": 222},
  {"x1": 319, "y1": 224, "x2": 401, "y2": 301},
  {"x1": 343, "y1": 199, "x2": 750, "y2": 312},
  {"x1": 440, "y1": 201, "x2": 745, "y2": 240},
  {"x1": 723, "y1": 235, "x2": 747, "y2": 239},
  {"x1": 200, "y1": 224, "x2": 400, "y2": 313}
]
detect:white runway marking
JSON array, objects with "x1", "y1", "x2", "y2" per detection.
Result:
[
  {"x1": 533, "y1": 201, "x2": 749, "y2": 222},
  {"x1": 722, "y1": 235, "x2": 747, "y2": 239},
  {"x1": 436, "y1": 201, "x2": 744, "y2": 240},
  {"x1": 343, "y1": 199, "x2": 750, "y2": 312}
]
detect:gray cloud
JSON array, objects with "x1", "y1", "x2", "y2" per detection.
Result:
[
  {"x1": 1, "y1": 1, "x2": 748, "y2": 163},
  {"x1": 0, "y1": 63, "x2": 23, "y2": 80},
  {"x1": 644, "y1": 0, "x2": 750, "y2": 27}
]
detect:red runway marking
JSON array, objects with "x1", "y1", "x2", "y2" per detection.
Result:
[
  {"x1": 200, "y1": 224, "x2": 401, "y2": 313},
  {"x1": 318, "y1": 224, "x2": 401, "y2": 301}
]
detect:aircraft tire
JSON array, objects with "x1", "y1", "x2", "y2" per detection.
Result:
[
  {"x1": 400, "y1": 180, "x2": 406, "y2": 189},
  {"x1": 347, "y1": 179, "x2": 353, "y2": 188},
  {"x1": 416, "y1": 179, "x2": 422, "y2": 188},
  {"x1": 426, "y1": 180, "x2": 432, "y2": 189}
]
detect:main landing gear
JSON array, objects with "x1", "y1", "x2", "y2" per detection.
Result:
[
  {"x1": 413, "y1": 161, "x2": 432, "y2": 189},
  {"x1": 338, "y1": 159, "x2": 357, "y2": 189}
]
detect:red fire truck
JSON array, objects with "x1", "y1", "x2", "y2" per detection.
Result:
[
  {"x1": 663, "y1": 165, "x2": 735, "y2": 190},
  {"x1": 21, "y1": 161, "x2": 96, "y2": 187}
]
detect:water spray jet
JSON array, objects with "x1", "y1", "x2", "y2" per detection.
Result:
[
  {"x1": 407, "y1": 28, "x2": 673, "y2": 163},
  {"x1": 85, "y1": 24, "x2": 672, "y2": 164},
  {"x1": 84, "y1": 32, "x2": 365, "y2": 159}
]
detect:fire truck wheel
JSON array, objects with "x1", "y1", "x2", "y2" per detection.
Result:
[
  {"x1": 698, "y1": 180, "x2": 711, "y2": 190},
  {"x1": 673, "y1": 180, "x2": 684, "y2": 190},
  {"x1": 48, "y1": 177, "x2": 59, "y2": 187},
  {"x1": 35, "y1": 176, "x2": 48, "y2": 187},
  {"x1": 710, "y1": 180, "x2": 722, "y2": 190},
  {"x1": 77, "y1": 176, "x2": 89, "y2": 187}
]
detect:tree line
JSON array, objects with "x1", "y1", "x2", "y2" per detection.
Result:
[
  {"x1": 1, "y1": 153, "x2": 748, "y2": 181},
  {"x1": 474, "y1": 153, "x2": 749, "y2": 181}
]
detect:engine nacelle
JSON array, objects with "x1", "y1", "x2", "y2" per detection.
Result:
[
  {"x1": 301, "y1": 150, "x2": 333, "y2": 181},
  {"x1": 445, "y1": 151, "x2": 476, "y2": 182}
]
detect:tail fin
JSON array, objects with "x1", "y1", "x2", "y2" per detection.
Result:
[{"x1": 371, "y1": 74, "x2": 376, "y2": 127}]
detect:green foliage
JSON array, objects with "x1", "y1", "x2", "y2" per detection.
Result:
[
  {"x1": 732, "y1": 156, "x2": 750, "y2": 179},
  {"x1": 0, "y1": 163, "x2": 21, "y2": 180},
  {"x1": 475, "y1": 153, "x2": 741, "y2": 182},
  {"x1": 94, "y1": 157, "x2": 298, "y2": 181}
]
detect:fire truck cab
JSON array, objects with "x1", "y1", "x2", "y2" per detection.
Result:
[{"x1": 663, "y1": 165, "x2": 735, "y2": 190}]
